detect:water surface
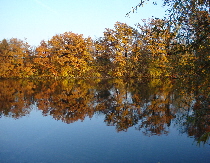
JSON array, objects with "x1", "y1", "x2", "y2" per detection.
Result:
[{"x1": 0, "y1": 78, "x2": 209, "y2": 163}]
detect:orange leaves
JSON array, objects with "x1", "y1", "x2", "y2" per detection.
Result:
[
  {"x1": 32, "y1": 32, "x2": 94, "y2": 78},
  {"x1": 1, "y1": 14, "x2": 208, "y2": 79},
  {"x1": 0, "y1": 38, "x2": 34, "y2": 78},
  {"x1": 100, "y1": 22, "x2": 141, "y2": 77},
  {"x1": 48, "y1": 32, "x2": 93, "y2": 77}
]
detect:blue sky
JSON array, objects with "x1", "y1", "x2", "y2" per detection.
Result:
[{"x1": 0, "y1": 0, "x2": 167, "y2": 46}]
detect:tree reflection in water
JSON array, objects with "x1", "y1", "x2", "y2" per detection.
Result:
[{"x1": 0, "y1": 77, "x2": 209, "y2": 145}]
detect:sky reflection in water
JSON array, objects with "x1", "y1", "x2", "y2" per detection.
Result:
[{"x1": 0, "y1": 78, "x2": 209, "y2": 163}]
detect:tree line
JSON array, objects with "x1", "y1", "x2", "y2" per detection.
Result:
[{"x1": 0, "y1": 0, "x2": 209, "y2": 79}]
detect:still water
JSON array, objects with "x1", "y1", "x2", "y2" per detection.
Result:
[{"x1": 0, "y1": 78, "x2": 209, "y2": 163}]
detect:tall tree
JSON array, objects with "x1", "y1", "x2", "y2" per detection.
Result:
[
  {"x1": 101, "y1": 22, "x2": 142, "y2": 77},
  {"x1": 137, "y1": 18, "x2": 175, "y2": 77},
  {"x1": 127, "y1": 0, "x2": 210, "y2": 76}
]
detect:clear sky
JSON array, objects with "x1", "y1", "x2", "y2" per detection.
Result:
[{"x1": 0, "y1": 0, "x2": 167, "y2": 46}]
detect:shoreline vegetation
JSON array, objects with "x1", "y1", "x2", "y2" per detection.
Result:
[
  {"x1": 0, "y1": 74, "x2": 203, "y2": 80},
  {"x1": 0, "y1": 23, "x2": 209, "y2": 80},
  {"x1": 0, "y1": 0, "x2": 209, "y2": 79},
  {"x1": 0, "y1": 0, "x2": 209, "y2": 151}
]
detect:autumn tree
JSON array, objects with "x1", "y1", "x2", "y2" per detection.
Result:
[
  {"x1": 137, "y1": 18, "x2": 177, "y2": 77},
  {"x1": 93, "y1": 37, "x2": 113, "y2": 77},
  {"x1": 33, "y1": 40, "x2": 55, "y2": 77},
  {"x1": 0, "y1": 38, "x2": 34, "y2": 78},
  {"x1": 47, "y1": 32, "x2": 94, "y2": 77},
  {"x1": 128, "y1": 0, "x2": 210, "y2": 77},
  {"x1": 96, "y1": 22, "x2": 145, "y2": 77}
]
